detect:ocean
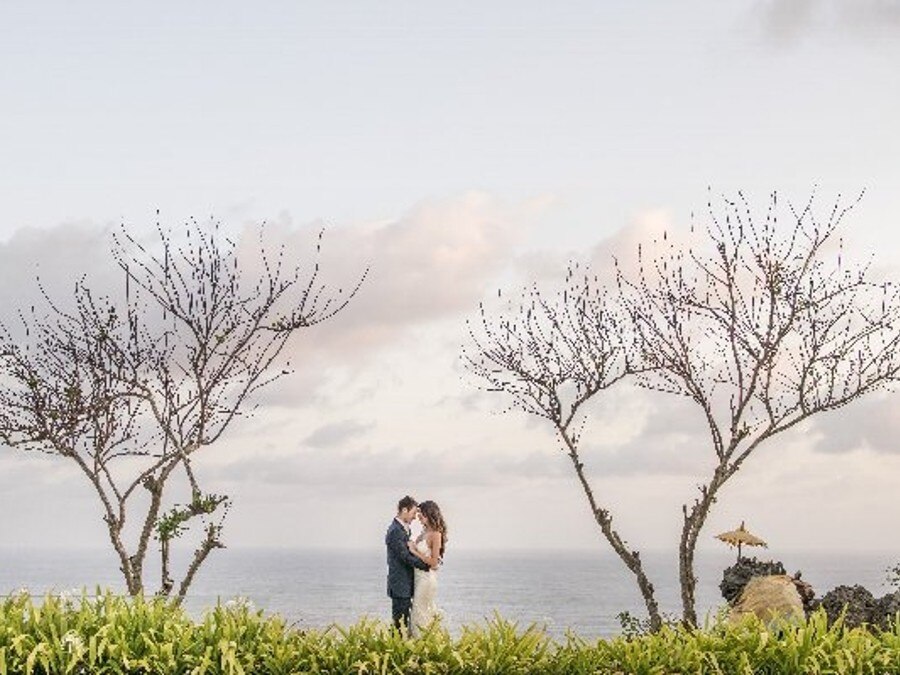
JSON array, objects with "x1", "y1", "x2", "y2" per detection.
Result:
[{"x1": 1, "y1": 547, "x2": 895, "y2": 638}]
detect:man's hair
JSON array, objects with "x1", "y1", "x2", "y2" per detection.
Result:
[{"x1": 397, "y1": 495, "x2": 417, "y2": 512}]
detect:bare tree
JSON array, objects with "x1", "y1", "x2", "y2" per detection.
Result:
[
  {"x1": 464, "y1": 265, "x2": 664, "y2": 631},
  {"x1": 0, "y1": 219, "x2": 365, "y2": 601},
  {"x1": 618, "y1": 191, "x2": 900, "y2": 626}
]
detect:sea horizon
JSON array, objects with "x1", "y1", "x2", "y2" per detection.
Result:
[{"x1": 3, "y1": 546, "x2": 896, "y2": 638}]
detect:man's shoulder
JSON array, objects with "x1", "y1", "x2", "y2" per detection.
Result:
[{"x1": 386, "y1": 519, "x2": 406, "y2": 549}]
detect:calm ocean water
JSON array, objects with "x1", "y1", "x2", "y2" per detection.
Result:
[{"x1": 1, "y1": 547, "x2": 895, "y2": 638}]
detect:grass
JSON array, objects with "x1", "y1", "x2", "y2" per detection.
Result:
[{"x1": 1, "y1": 590, "x2": 899, "y2": 674}]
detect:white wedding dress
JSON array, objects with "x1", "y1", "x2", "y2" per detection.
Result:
[{"x1": 410, "y1": 537, "x2": 440, "y2": 636}]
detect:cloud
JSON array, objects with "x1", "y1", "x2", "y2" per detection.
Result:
[
  {"x1": 244, "y1": 192, "x2": 537, "y2": 408},
  {"x1": 572, "y1": 384, "x2": 713, "y2": 478},
  {"x1": 808, "y1": 392, "x2": 900, "y2": 455},
  {"x1": 0, "y1": 222, "x2": 121, "y2": 331},
  {"x1": 0, "y1": 453, "x2": 82, "y2": 490},
  {"x1": 511, "y1": 208, "x2": 678, "y2": 286},
  {"x1": 1, "y1": 191, "x2": 527, "y2": 353},
  {"x1": 303, "y1": 420, "x2": 374, "y2": 449},
  {"x1": 753, "y1": 0, "x2": 900, "y2": 45},
  {"x1": 756, "y1": 0, "x2": 819, "y2": 45},
  {"x1": 0, "y1": 193, "x2": 536, "y2": 413},
  {"x1": 264, "y1": 191, "x2": 528, "y2": 359},
  {"x1": 844, "y1": 1, "x2": 900, "y2": 27},
  {"x1": 208, "y1": 443, "x2": 566, "y2": 490},
  {"x1": 588, "y1": 208, "x2": 682, "y2": 278}
]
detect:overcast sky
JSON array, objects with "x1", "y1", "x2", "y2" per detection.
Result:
[{"x1": 1, "y1": 1, "x2": 900, "y2": 569}]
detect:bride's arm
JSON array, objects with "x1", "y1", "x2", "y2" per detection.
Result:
[
  {"x1": 408, "y1": 532, "x2": 441, "y2": 569},
  {"x1": 407, "y1": 537, "x2": 428, "y2": 563}
]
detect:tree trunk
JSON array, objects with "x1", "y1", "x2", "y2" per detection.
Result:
[
  {"x1": 175, "y1": 524, "x2": 224, "y2": 604},
  {"x1": 560, "y1": 429, "x2": 662, "y2": 631},
  {"x1": 678, "y1": 522, "x2": 699, "y2": 627},
  {"x1": 595, "y1": 508, "x2": 663, "y2": 632},
  {"x1": 678, "y1": 475, "x2": 724, "y2": 627},
  {"x1": 101, "y1": 515, "x2": 140, "y2": 595},
  {"x1": 159, "y1": 537, "x2": 174, "y2": 597}
]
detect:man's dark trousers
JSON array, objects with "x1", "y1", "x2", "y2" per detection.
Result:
[{"x1": 391, "y1": 596, "x2": 412, "y2": 631}]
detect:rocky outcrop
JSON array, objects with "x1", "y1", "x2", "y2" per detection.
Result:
[
  {"x1": 729, "y1": 575, "x2": 805, "y2": 625},
  {"x1": 720, "y1": 557, "x2": 818, "y2": 617},
  {"x1": 720, "y1": 557, "x2": 787, "y2": 605},
  {"x1": 819, "y1": 585, "x2": 876, "y2": 629},
  {"x1": 872, "y1": 591, "x2": 900, "y2": 630},
  {"x1": 817, "y1": 587, "x2": 900, "y2": 630},
  {"x1": 792, "y1": 574, "x2": 817, "y2": 616},
  {"x1": 720, "y1": 557, "x2": 900, "y2": 630}
]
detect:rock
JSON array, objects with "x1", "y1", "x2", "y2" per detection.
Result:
[
  {"x1": 791, "y1": 574, "x2": 817, "y2": 616},
  {"x1": 729, "y1": 575, "x2": 805, "y2": 625},
  {"x1": 819, "y1": 585, "x2": 876, "y2": 629},
  {"x1": 720, "y1": 557, "x2": 787, "y2": 605},
  {"x1": 872, "y1": 591, "x2": 900, "y2": 631}
]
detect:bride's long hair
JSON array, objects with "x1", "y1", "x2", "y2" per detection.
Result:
[{"x1": 418, "y1": 500, "x2": 447, "y2": 559}]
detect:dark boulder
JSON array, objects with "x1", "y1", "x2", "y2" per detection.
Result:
[
  {"x1": 720, "y1": 557, "x2": 787, "y2": 605},
  {"x1": 819, "y1": 585, "x2": 876, "y2": 628},
  {"x1": 872, "y1": 591, "x2": 900, "y2": 631}
]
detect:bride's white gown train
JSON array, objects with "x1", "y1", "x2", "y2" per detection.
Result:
[{"x1": 410, "y1": 538, "x2": 439, "y2": 636}]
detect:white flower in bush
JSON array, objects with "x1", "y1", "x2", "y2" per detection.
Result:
[
  {"x1": 53, "y1": 588, "x2": 82, "y2": 605},
  {"x1": 224, "y1": 596, "x2": 255, "y2": 611},
  {"x1": 62, "y1": 630, "x2": 84, "y2": 652}
]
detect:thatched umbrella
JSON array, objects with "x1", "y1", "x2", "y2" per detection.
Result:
[{"x1": 715, "y1": 521, "x2": 767, "y2": 560}]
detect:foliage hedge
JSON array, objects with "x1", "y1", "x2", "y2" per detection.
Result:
[{"x1": 1, "y1": 591, "x2": 900, "y2": 674}]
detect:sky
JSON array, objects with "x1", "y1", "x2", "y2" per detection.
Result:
[{"x1": 1, "y1": 0, "x2": 900, "y2": 576}]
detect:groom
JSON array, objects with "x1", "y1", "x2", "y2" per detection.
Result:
[{"x1": 385, "y1": 495, "x2": 431, "y2": 631}]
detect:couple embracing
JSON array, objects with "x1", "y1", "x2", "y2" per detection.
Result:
[{"x1": 384, "y1": 495, "x2": 447, "y2": 636}]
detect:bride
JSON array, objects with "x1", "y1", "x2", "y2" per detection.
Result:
[{"x1": 406, "y1": 500, "x2": 447, "y2": 636}]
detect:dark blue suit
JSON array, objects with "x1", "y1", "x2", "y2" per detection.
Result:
[{"x1": 385, "y1": 518, "x2": 429, "y2": 630}]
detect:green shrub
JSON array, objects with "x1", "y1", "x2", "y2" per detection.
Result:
[{"x1": 1, "y1": 591, "x2": 900, "y2": 674}]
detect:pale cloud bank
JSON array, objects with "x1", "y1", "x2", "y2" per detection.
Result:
[
  {"x1": 755, "y1": 0, "x2": 900, "y2": 45},
  {"x1": 1, "y1": 196, "x2": 899, "y2": 555},
  {"x1": 809, "y1": 393, "x2": 900, "y2": 455},
  {"x1": 0, "y1": 222, "x2": 118, "y2": 322},
  {"x1": 303, "y1": 420, "x2": 374, "y2": 450}
]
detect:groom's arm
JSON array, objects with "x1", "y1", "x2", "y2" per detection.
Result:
[{"x1": 387, "y1": 527, "x2": 429, "y2": 571}]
